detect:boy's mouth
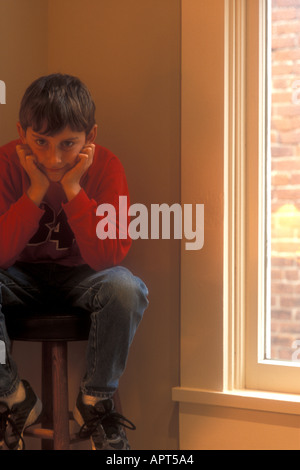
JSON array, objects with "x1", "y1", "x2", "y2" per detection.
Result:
[
  {"x1": 37, "y1": 164, "x2": 68, "y2": 181},
  {"x1": 45, "y1": 167, "x2": 65, "y2": 172},
  {"x1": 38, "y1": 163, "x2": 67, "y2": 174}
]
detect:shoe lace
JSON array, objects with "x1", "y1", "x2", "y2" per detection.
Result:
[
  {"x1": 0, "y1": 404, "x2": 25, "y2": 450},
  {"x1": 79, "y1": 404, "x2": 136, "y2": 440}
]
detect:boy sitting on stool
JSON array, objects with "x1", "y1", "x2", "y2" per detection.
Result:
[{"x1": 0, "y1": 73, "x2": 148, "y2": 450}]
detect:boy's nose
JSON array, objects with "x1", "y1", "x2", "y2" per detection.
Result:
[{"x1": 45, "y1": 148, "x2": 62, "y2": 167}]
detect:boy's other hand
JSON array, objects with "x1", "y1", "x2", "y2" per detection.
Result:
[
  {"x1": 61, "y1": 144, "x2": 95, "y2": 201},
  {"x1": 16, "y1": 144, "x2": 50, "y2": 206}
]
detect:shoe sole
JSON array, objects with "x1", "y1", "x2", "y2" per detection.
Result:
[
  {"x1": 73, "y1": 405, "x2": 96, "y2": 450},
  {"x1": 73, "y1": 405, "x2": 129, "y2": 450},
  {"x1": 17, "y1": 398, "x2": 43, "y2": 450}
]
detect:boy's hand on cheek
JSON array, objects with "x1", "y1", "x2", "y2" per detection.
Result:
[
  {"x1": 61, "y1": 144, "x2": 95, "y2": 201},
  {"x1": 16, "y1": 144, "x2": 50, "y2": 206}
]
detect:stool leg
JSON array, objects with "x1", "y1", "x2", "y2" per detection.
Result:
[
  {"x1": 42, "y1": 343, "x2": 54, "y2": 450},
  {"x1": 51, "y1": 342, "x2": 70, "y2": 450}
]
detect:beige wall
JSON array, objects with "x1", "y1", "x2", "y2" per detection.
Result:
[
  {"x1": 0, "y1": 0, "x2": 48, "y2": 143},
  {"x1": 0, "y1": 0, "x2": 180, "y2": 450},
  {"x1": 180, "y1": 0, "x2": 224, "y2": 392},
  {"x1": 179, "y1": 403, "x2": 300, "y2": 450}
]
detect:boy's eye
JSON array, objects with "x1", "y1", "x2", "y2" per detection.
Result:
[
  {"x1": 35, "y1": 139, "x2": 47, "y2": 147},
  {"x1": 61, "y1": 141, "x2": 75, "y2": 149}
]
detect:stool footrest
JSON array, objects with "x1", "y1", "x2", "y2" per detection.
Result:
[
  {"x1": 24, "y1": 426, "x2": 87, "y2": 445},
  {"x1": 25, "y1": 427, "x2": 54, "y2": 440}
]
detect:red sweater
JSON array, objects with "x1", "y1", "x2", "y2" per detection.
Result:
[{"x1": 0, "y1": 139, "x2": 131, "y2": 271}]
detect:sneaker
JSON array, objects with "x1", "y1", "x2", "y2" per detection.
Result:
[
  {"x1": 0, "y1": 380, "x2": 42, "y2": 450},
  {"x1": 73, "y1": 391, "x2": 136, "y2": 450}
]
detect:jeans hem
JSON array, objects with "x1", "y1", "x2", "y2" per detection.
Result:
[
  {"x1": 80, "y1": 386, "x2": 115, "y2": 400},
  {"x1": 0, "y1": 374, "x2": 20, "y2": 399}
]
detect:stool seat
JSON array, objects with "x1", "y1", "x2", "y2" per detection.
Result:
[
  {"x1": 4, "y1": 306, "x2": 123, "y2": 450},
  {"x1": 4, "y1": 306, "x2": 92, "y2": 449},
  {"x1": 4, "y1": 307, "x2": 90, "y2": 342}
]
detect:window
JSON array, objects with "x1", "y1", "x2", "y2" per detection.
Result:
[
  {"x1": 267, "y1": 0, "x2": 300, "y2": 363},
  {"x1": 225, "y1": 0, "x2": 300, "y2": 395}
]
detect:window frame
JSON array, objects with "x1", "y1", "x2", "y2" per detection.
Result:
[
  {"x1": 173, "y1": 0, "x2": 300, "y2": 419},
  {"x1": 225, "y1": 0, "x2": 300, "y2": 395}
]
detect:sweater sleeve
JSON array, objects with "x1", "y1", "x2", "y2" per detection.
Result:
[
  {"x1": 62, "y1": 159, "x2": 132, "y2": 271},
  {"x1": 0, "y1": 193, "x2": 45, "y2": 269},
  {"x1": 0, "y1": 144, "x2": 45, "y2": 269}
]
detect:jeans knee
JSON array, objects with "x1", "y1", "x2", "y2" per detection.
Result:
[{"x1": 95, "y1": 267, "x2": 149, "y2": 320}]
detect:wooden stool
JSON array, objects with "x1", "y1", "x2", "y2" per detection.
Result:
[{"x1": 5, "y1": 307, "x2": 122, "y2": 450}]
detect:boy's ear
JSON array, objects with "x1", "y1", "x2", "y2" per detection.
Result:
[
  {"x1": 86, "y1": 124, "x2": 98, "y2": 144},
  {"x1": 17, "y1": 122, "x2": 27, "y2": 144}
]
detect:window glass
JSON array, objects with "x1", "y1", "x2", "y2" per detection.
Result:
[{"x1": 267, "y1": 0, "x2": 300, "y2": 363}]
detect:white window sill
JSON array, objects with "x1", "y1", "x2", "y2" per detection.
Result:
[{"x1": 172, "y1": 386, "x2": 300, "y2": 416}]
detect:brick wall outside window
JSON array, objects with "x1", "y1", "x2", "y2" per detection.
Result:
[{"x1": 270, "y1": 0, "x2": 300, "y2": 360}]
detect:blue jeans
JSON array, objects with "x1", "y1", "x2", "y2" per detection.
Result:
[{"x1": 0, "y1": 262, "x2": 149, "y2": 399}]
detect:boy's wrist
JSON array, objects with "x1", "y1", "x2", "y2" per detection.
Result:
[
  {"x1": 61, "y1": 182, "x2": 81, "y2": 201},
  {"x1": 27, "y1": 185, "x2": 48, "y2": 207}
]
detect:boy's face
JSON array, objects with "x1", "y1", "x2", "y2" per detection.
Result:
[{"x1": 17, "y1": 124, "x2": 97, "y2": 182}]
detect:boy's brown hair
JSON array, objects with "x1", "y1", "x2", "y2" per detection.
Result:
[{"x1": 19, "y1": 73, "x2": 96, "y2": 136}]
